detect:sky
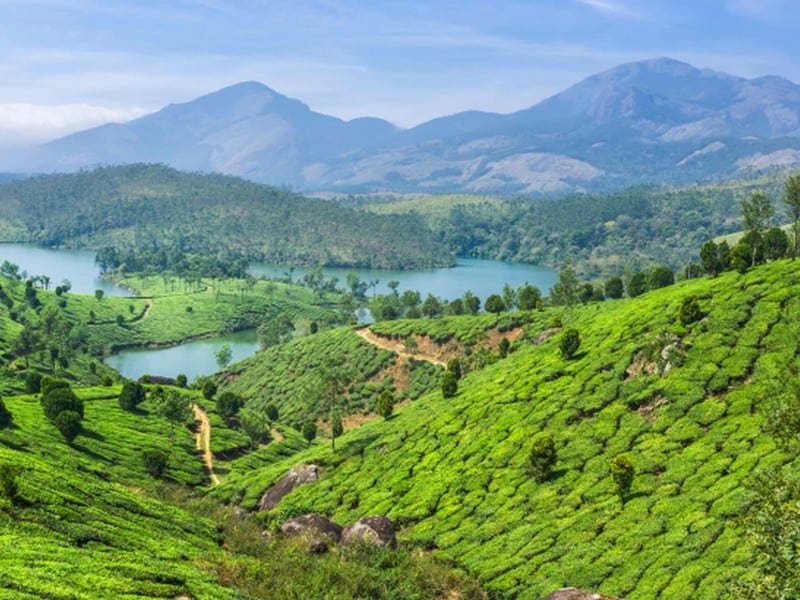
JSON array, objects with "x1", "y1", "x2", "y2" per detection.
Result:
[{"x1": 0, "y1": 0, "x2": 798, "y2": 146}]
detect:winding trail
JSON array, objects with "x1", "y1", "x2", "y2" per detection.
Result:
[
  {"x1": 355, "y1": 328, "x2": 447, "y2": 367},
  {"x1": 193, "y1": 404, "x2": 220, "y2": 485}
]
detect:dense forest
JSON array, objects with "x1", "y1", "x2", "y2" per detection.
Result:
[
  {"x1": 363, "y1": 171, "x2": 794, "y2": 277},
  {"x1": 0, "y1": 164, "x2": 455, "y2": 270}
]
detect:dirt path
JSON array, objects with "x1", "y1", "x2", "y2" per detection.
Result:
[
  {"x1": 193, "y1": 404, "x2": 220, "y2": 485},
  {"x1": 356, "y1": 328, "x2": 447, "y2": 367},
  {"x1": 142, "y1": 298, "x2": 154, "y2": 319}
]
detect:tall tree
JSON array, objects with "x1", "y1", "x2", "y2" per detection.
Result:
[
  {"x1": 741, "y1": 191, "x2": 775, "y2": 266},
  {"x1": 784, "y1": 175, "x2": 800, "y2": 258}
]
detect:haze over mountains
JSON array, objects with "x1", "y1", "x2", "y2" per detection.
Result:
[{"x1": 11, "y1": 58, "x2": 800, "y2": 195}]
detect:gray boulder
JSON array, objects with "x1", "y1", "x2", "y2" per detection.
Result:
[
  {"x1": 341, "y1": 515, "x2": 397, "y2": 549},
  {"x1": 281, "y1": 513, "x2": 343, "y2": 553},
  {"x1": 258, "y1": 464, "x2": 319, "y2": 511}
]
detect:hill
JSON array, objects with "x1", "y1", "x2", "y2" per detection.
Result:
[
  {"x1": 11, "y1": 58, "x2": 800, "y2": 194},
  {"x1": 362, "y1": 169, "x2": 798, "y2": 277},
  {"x1": 209, "y1": 258, "x2": 800, "y2": 598},
  {"x1": 0, "y1": 164, "x2": 454, "y2": 269}
]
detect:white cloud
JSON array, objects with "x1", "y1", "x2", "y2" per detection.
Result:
[
  {"x1": 0, "y1": 103, "x2": 148, "y2": 144},
  {"x1": 574, "y1": 0, "x2": 643, "y2": 18}
]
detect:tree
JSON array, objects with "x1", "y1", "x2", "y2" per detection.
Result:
[
  {"x1": 441, "y1": 370, "x2": 458, "y2": 398},
  {"x1": 202, "y1": 380, "x2": 217, "y2": 400},
  {"x1": 153, "y1": 389, "x2": 193, "y2": 440},
  {"x1": 679, "y1": 296, "x2": 702, "y2": 326},
  {"x1": 25, "y1": 372, "x2": 42, "y2": 394},
  {"x1": 176, "y1": 374, "x2": 188, "y2": 388},
  {"x1": 529, "y1": 433, "x2": 557, "y2": 483},
  {"x1": 484, "y1": 294, "x2": 506, "y2": 314},
  {"x1": 215, "y1": 344, "x2": 232, "y2": 369},
  {"x1": 463, "y1": 291, "x2": 480, "y2": 315},
  {"x1": 94, "y1": 289, "x2": 104, "y2": 301},
  {"x1": 0, "y1": 398, "x2": 11, "y2": 429},
  {"x1": 717, "y1": 240, "x2": 731, "y2": 271},
  {"x1": 625, "y1": 272, "x2": 646, "y2": 298},
  {"x1": 646, "y1": 265, "x2": 674, "y2": 290},
  {"x1": 41, "y1": 386, "x2": 84, "y2": 421},
  {"x1": 742, "y1": 191, "x2": 775, "y2": 266},
  {"x1": 446, "y1": 358, "x2": 462, "y2": 380},
  {"x1": 784, "y1": 174, "x2": 800, "y2": 258},
  {"x1": 604, "y1": 277, "x2": 624, "y2": 299},
  {"x1": 141, "y1": 448, "x2": 169, "y2": 479},
  {"x1": 302, "y1": 420, "x2": 317, "y2": 443},
  {"x1": 376, "y1": 390, "x2": 394, "y2": 419},
  {"x1": 578, "y1": 282, "x2": 594, "y2": 304},
  {"x1": 239, "y1": 408, "x2": 270, "y2": 448},
  {"x1": 550, "y1": 263, "x2": 579, "y2": 306},
  {"x1": 502, "y1": 283, "x2": 517, "y2": 310},
  {"x1": 421, "y1": 294, "x2": 442, "y2": 318},
  {"x1": 700, "y1": 240, "x2": 721, "y2": 276},
  {"x1": 266, "y1": 403, "x2": 279, "y2": 421},
  {"x1": 763, "y1": 227, "x2": 789, "y2": 261},
  {"x1": 118, "y1": 380, "x2": 145, "y2": 412},
  {"x1": 611, "y1": 453, "x2": 635, "y2": 504},
  {"x1": 330, "y1": 412, "x2": 343, "y2": 450},
  {"x1": 518, "y1": 284, "x2": 542, "y2": 310},
  {"x1": 54, "y1": 410, "x2": 82, "y2": 443},
  {"x1": 217, "y1": 391, "x2": 244, "y2": 419},
  {"x1": 559, "y1": 328, "x2": 581, "y2": 360},
  {"x1": 731, "y1": 241, "x2": 752, "y2": 274},
  {"x1": 731, "y1": 468, "x2": 800, "y2": 599}
]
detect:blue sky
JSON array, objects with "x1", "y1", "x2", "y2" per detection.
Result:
[{"x1": 0, "y1": 0, "x2": 798, "y2": 145}]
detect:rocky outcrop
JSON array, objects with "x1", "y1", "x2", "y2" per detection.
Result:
[
  {"x1": 258, "y1": 464, "x2": 319, "y2": 511},
  {"x1": 542, "y1": 589, "x2": 620, "y2": 600},
  {"x1": 280, "y1": 513, "x2": 343, "y2": 553},
  {"x1": 341, "y1": 515, "x2": 397, "y2": 549}
]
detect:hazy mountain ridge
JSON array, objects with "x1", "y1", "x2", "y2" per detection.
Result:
[{"x1": 15, "y1": 58, "x2": 800, "y2": 193}]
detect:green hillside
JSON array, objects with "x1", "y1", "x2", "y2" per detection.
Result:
[
  {"x1": 359, "y1": 170, "x2": 798, "y2": 277},
  {"x1": 212, "y1": 258, "x2": 800, "y2": 598},
  {"x1": 0, "y1": 164, "x2": 454, "y2": 269}
]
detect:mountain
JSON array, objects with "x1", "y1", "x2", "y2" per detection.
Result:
[{"x1": 13, "y1": 58, "x2": 800, "y2": 194}]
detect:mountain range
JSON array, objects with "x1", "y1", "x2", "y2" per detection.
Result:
[{"x1": 9, "y1": 57, "x2": 800, "y2": 194}]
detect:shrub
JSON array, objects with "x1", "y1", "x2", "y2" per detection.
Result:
[
  {"x1": 376, "y1": 390, "x2": 394, "y2": 419},
  {"x1": 41, "y1": 386, "x2": 84, "y2": 421},
  {"x1": 217, "y1": 391, "x2": 245, "y2": 419},
  {"x1": 302, "y1": 421, "x2": 317, "y2": 443},
  {"x1": 310, "y1": 321, "x2": 318, "y2": 334},
  {"x1": 560, "y1": 328, "x2": 581, "y2": 360},
  {"x1": 484, "y1": 294, "x2": 506, "y2": 314},
  {"x1": 176, "y1": 374, "x2": 188, "y2": 388},
  {"x1": 529, "y1": 433, "x2": 557, "y2": 483},
  {"x1": 102, "y1": 375, "x2": 114, "y2": 386},
  {"x1": 141, "y1": 448, "x2": 169, "y2": 479},
  {"x1": 611, "y1": 453, "x2": 635, "y2": 504},
  {"x1": 54, "y1": 410, "x2": 82, "y2": 443},
  {"x1": 118, "y1": 380, "x2": 146, "y2": 412},
  {"x1": 40, "y1": 377, "x2": 69, "y2": 396},
  {"x1": 240, "y1": 409, "x2": 271, "y2": 448},
  {"x1": 266, "y1": 404, "x2": 279, "y2": 421},
  {"x1": 441, "y1": 371, "x2": 458, "y2": 398},
  {"x1": 498, "y1": 338, "x2": 510, "y2": 358},
  {"x1": 679, "y1": 296, "x2": 702, "y2": 326},
  {"x1": 24, "y1": 372, "x2": 42, "y2": 394},
  {"x1": 0, "y1": 463, "x2": 20, "y2": 503},
  {"x1": 0, "y1": 398, "x2": 11, "y2": 429}
]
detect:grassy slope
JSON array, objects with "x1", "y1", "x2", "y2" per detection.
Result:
[
  {"x1": 213, "y1": 259, "x2": 800, "y2": 599},
  {"x1": 0, "y1": 387, "x2": 234, "y2": 599}
]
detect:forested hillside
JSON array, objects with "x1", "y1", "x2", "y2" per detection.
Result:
[
  {"x1": 0, "y1": 164, "x2": 454, "y2": 270},
  {"x1": 364, "y1": 171, "x2": 795, "y2": 277}
]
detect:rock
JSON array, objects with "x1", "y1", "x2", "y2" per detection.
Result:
[
  {"x1": 542, "y1": 589, "x2": 621, "y2": 600},
  {"x1": 281, "y1": 513, "x2": 343, "y2": 546},
  {"x1": 258, "y1": 464, "x2": 319, "y2": 511},
  {"x1": 533, "y1": 327, "x2": 560, "y2": 345},
  {"x1": 341, "y1": 515, "x2": 397, "y2": 549}
]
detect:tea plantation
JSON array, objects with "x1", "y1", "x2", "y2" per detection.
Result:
[{"x1": 214, "y1": 258, "x2": 800, "y2": 598}]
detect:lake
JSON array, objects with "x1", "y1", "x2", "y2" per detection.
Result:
[
  {"x1": 0, "y1": 243, "x2": 129, "y2": 297},
  {"x1": 0, "y1": 243, "x2": 559, "y2": 379},
  {"x1": 104, "y1": 329, "x2": 259, "y2": 382},
  {"x1": 250, "y1": 258, "x2": 559, "y2": 301}
]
